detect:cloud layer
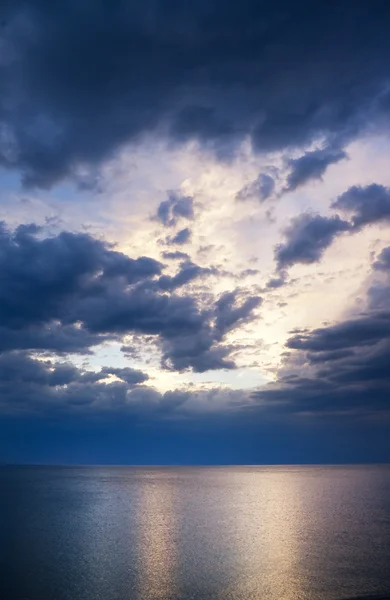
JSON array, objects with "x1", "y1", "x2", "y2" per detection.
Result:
[
  {"x1": 1, "y1": 1, "x2": 390, "y2": 186},
  {"x1": 254, "y1": 248, "x2": 390, "y2": 417},
  {"x1": 1, "y1": 1, "x2": 390, "y2": 463}
]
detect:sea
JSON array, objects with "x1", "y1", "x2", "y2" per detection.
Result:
[{"x1": 1, "y1": 465, "x2": 390, "y2": 600}]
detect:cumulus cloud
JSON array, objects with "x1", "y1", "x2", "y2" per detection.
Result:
[
  {"x1": 161, "y1": 251, "x2": 190, "y2": 260},
  {"x1": 236, "y1": 173, "x2": 275, "y2": 202},
  {"x1": 1, "y1": 2, "x2": 390, "y2": 186},
  {"x1": 161, "y1": 290, "x2": 262, "y2": 372},
  {"x1": 157, "y1": 261, "x2": 217, "y2": 291},
  {"x1": 284, "y1": 146, "x2": 347, "y2": 192},
  {"x1": 332, "y1": 184, "x2": 390, "y2": 228},
  {"x1": 214, "y1": 291, "x2": 262, "y2": 338},
  {"x1": 156, "y1": 192, "x2": 194, "y2": 226},
  {"x1": 0, "y1": 351, "x2": 180, "y2": 416},
  {"x1": 0, "y1": 222, "x2": 161, "y2": 335},
  {"x1": 0, "y1": 347, "x2": 255, "y2": 420},
  {"x1": 0, "y1": 222, "x2": 260, "y2": 375},
  {"x1": 286, "y1": 314, "x2": 390, "y2": 353},
  {"x1": 168, "y1": 228, "x2": 192, "y2": 245},
  {"x1": 266, "y1": 274, "x2": 287, "y2": 289},
  {"x1": 275, "y1": 213, "x2": 351, "y2": 270},
  {"x1": 373, "y1": 246, "x2": 390, "y2": 271},
  {"x1": 271, "y1": 183, "x2": 390, "y2": 278},
  {"x1": 253, "y1": 254, "x2": 390, "y2": 417}
]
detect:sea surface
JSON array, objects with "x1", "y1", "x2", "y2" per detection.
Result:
[{"x1": 1, "y1": 465, "x2": 390, "y2": 600}]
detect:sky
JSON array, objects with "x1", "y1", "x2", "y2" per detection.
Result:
[{"x1": 1, "y1": 0, "x2": 390, "y2": 464}]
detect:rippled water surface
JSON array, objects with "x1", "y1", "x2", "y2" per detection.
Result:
[{"x1": 1, "y1": 465, "x2": 390, "y2": 600}]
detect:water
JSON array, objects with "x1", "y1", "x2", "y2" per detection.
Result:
[{"x1": 1, "y1": 465, "x2": 390, "y2": 600}]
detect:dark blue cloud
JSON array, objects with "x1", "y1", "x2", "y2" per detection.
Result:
[
  {"x1": 214, "y1": 291, "x2": 261, "y2": 338},
  {"x1": 266, "y1": 275, "x2": 286, "y2": 289},
  {"x1": 0, "y1": 222, "x2": 260, "y2": 373},
  {"x1": 287, "y1": 314, "x2": 390, "y2": 352},
  {"x1": 0, "y1": 221, "x2": 161, "y2": 333},
  {"x1": 374, "y1": 246, "x2": 390, "y2": 271},
  {"x1": 161, "y1": 251, "x2": 190, "y2": 260},
  {"x1": 236, "y1": 173, "x2": 275, "y2": 202},
  {"x1": 284, "y1": 146, "x2": 347, "y2": 192},
  {"x1": 157, "y1": 261, "x2": 217, "y2": 291},
  {"x1": 253, "y1": 254, "x2": 390, "y2": 418},
  {"x1": 168, "y1": 228, "x2": 191, "y2": 245},
  {"x1": 332, "y1": 184, "x2": 390, "y2": 228},
  {"x1": 1, "y1": 1, "x2": 390, "y2": 186},
  {"x1": 275, "y1": 213, "x2": 351, "y2": 270},
  {"x1": 0, "y1": 351, "x2": 182, "y2": 417},
  {"x1": 161, "y1": 290, "x2": 261, "y2": 372},
  {"x1": 156, "y1": 192, "x2": 194, "y2": 227}
]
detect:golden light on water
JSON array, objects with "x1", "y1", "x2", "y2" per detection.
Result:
[
  {"x1": 211, "y1": 468, "x2": 305, "y2": 600},
  {"x1": 136, "y1": 473, "x2": 177, "y2": 600},
  {"x1": 134, "y1": 468, "x2": 309, "y2": 600}
]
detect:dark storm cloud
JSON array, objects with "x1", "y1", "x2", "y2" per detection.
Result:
[
  {"x1": 214, "y1": 291, "x2": 262, "y2": 337},
  {"x1": 161, "y1": 290, "x2": 261, "y2": 372},
  {"x1": 0, "y1": 351, "x2": 175, "y2": 416},
  {"x1": 0, "y1": 222, "x2": 259, "y2": 373},
  {"x1": 0, "y1": 323, "x2": 105, "y2": 355},
  {"x1": 168, "y1": 228, "x2": 191, "y2": 245},
  {"x1": 0, "y1": 348, "x2": 259, "y2": 422},
  {"x1": 88, "y1": 367, "x2": 149, "y2": 385},
  {"x1": 272, "y1": 184, "x2": 390, "y2": 276},
  {"x1": 253, "y1": 334, "x2": 390, "y2": 416},
  {"x1": 332, "y1": 184, "x2": 390, "y2": 228},
  {"x1": 156, "y1": 193, "x2": 194, "y2": 227},
  {"x1": 0, "y1": 354, "x2": 147, "y2": 390},
  {"x1": 286, "y1": 313, "x2": 390, "y2": 352},
  {"x1": 0, "y1": 221, "x2": 161, "y2": 332},
  {"x1": 1, "y1": 1, "x2": 390, "y2": 186},
  {"x1": 236, "y1": 173, "x2": 275, "y2": 202},
  {"x1": 275, "y1": 213, "x2": 351, "y2": 270},
  {"x1": 284, "y1": 147, "x2": 347, "y2": 192}
]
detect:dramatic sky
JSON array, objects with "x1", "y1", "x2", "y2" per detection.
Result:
[{"x1": 1, "y1": 0, "x2": 390, "y2": 464}]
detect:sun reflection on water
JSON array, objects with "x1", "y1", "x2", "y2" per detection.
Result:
[{"x1": 136, "y1": 473, "x2": 177, "y2": 600}]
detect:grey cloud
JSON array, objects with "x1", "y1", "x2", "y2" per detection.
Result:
[
  {"x1": 332, "y1": 184, "x2": 390, "y2": 228},
  {"x1": 0, "y1": 221, "x2": 161, "y2": 332},
  {"x1": 0, "y1": 348, "x2": 254, "y2": 419},
  {"x1": 0, "y1": 351, "x2": 166, "y2": 416},
  {"x1": 236, "y1": 173, "x2": 275, "y2": 202},
  {"x1": 266, "y1": 275, "x2": 286, "y2": 289},
  {"x1": 161, "y1": 290, "x2": 261, "y2": 372},
  {"x1": 275, "y1": 213, "x2": 351, "y2": 270},
  {"x1": 286, "y1": 313, "x2": 390, "y2": 352},
  {"x1": 157, "y1": 261, "x2": 217, "y2": 291},
  {"x1": 168, "y1": 228, "x2": 191, "y2": 245},
  {"x1": 285, "y1": 146, "x2": 347, "y2": 192},
  {"x1": 252, "y1": 255, "x2": 390, "y2": 417},
  {"x1": 253, "y1": 334, "x2": 390, "y2": 416},
  {"x1": 373, "y1": 246, "x2": 390, "y2": 271},
  {"x1": 0, "y1": 222, "x2": 258, "y2": 373},
  {"x1": 162, "y1": 251, "x2": 190, "y2": 260},
  {"x1": 156, "y1": 193, "x2": 194, "y2": 227},
  {"x1": 239, "y1": 269, "x2": 260, "y2": 278},
  {"x1": 1, "y1": 2, "x2": 390, "y2": 186},
  {"x1": 92, "y1": 367, "x2": 148, "y2": 385},
  {"x1": 0, "y1": 323, "x2": 108, "y2": 355},
  {"x1": 214, "y1": 291, "x2": 262, "y2": 338}
]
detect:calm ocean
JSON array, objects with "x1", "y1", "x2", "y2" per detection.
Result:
[{"x1": 1, "y1": 465, "x2": 390, "y2": 600}]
